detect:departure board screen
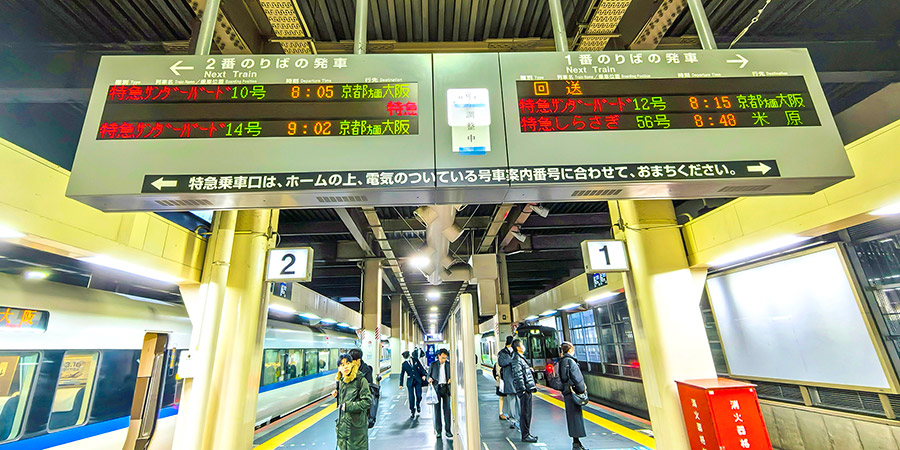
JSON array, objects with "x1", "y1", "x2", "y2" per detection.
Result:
[
  {"x1": 516, "y1": 76, "x2": 819, "y2": 132},
  {"x1": 97, "y1": 82, "x2": 419, "y2": 139}
]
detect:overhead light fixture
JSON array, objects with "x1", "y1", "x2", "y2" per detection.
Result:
[
  {"x1": 586, "y1": 291, "x2": 620, "y2": 304},
  {"x1": 524, "y1": 315, "x2": 539, "y2": 321},
  {"x1": 871, "y1": 200, "x2": 900, "y2": 216},
  {"x1": 80, "y1": 255, "x2": 182, "y2": 284},
  {"x1": 426, "y1": 290, "x2": 440, "y2": 300},
  {"x1": 430, "y1": 306, "x2": 438, "y2": 312},
  {"x1": 24, "y1": 271, "x2": 48, "y2": 280},
  {"x1": 320, "y1": 318, "x2": 337, "y2": 325},
  {"x1": 268, "y1": 304, "x2": 296, "y2": 314},
  {"x1": 539, "y1": 309, "x2": 556, "y2": 317},
  {"x1": 0, "y1": 224, "x2": 24, "y2": 239},
  {"x1": 511, "y1": 229, "x2": 527, "y2": 243},
  {"x1": 298, "y1": 312, "x2": 320, "y2": 320},
  {"x1": 709, "y1": 235, "x2": 814, "y2": 267},
  {"x1": 559, "y1": 303, "x2": 581, "y2": 311},
  {"x1": 531, "y1": 205, "x2": 550, "y2": 218},
  {"x1": 336, "y1": 322, "x2": 351, "y2": 328}
]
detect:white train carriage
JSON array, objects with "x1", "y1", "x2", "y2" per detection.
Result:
[{"x1": 0, "y1": 273, "x2": 357, "y2": 449}]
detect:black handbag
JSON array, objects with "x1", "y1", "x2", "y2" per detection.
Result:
[{"x1": 570, "y1": 387, "x2": 589, "y2": 406}]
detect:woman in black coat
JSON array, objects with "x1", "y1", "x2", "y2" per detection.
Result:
[{"x1": 559, "y1": 342, "x2": 588, "y2": 450}]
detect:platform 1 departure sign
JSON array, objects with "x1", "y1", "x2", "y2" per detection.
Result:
[
  {"x1": 500, "y1": 49, "x2": 852, "y2": 201},
  {"x1": 67, "y1": 54, "x2": 434, "y2": 212}
]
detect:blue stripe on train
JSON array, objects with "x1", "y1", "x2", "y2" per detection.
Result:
[
  {"x1": 258, "y1": 368, "x2": 338, "y2": 393},
  {"x1": 0, "y1": 406, "x2": 178, "y2": 449}
]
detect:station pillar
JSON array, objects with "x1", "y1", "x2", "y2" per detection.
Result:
[
  {"x1": 448, "y1": 293, "x2": 481, "y2": 448},
  {"x1": 496, "y1": 253, "x2": 515, "y2": 346},
  {"x1": 361, "y1": 258, "x2": 383, "y2": 370},
  {"x1": 390, "y1": 295, "x2": 403, "y2": 375},
  {"x1": 610, "y1": 200, "x2": 716, "y2": 450}
]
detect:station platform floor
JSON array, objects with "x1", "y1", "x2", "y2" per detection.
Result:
[{"x1": 252, "y1": 369, "x2": 655, "y2": 450}]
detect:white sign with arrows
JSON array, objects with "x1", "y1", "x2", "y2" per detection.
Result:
[
  {"x1": 726, "y1": 54, "x2": 750, "y2": 69},
  {"x1": 169, "y1": 60, "x2": 194, "y2": 76}
]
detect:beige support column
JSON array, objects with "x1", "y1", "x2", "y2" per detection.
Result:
[
  {"x1": 611, "y1": 200, "x2": 716, "y2": 450},
  {"x1": 172, "y1": 211, "x2": 237, "y2": 450},
  {"x1": 361, "y1": 258, "x2": 383, "y2": 370},
  {"x1": 210, "y1": 209, "x2": 275, "y2": 450},
  {"x1": 449, "y1": 293, "x2": 481, "y2": 449},
  {"x1": 390, "y1": 295, "x2": 403, "y2": 375},
  {"x1": 495, "y1": 253, "x2": 515, "y2": 345}
]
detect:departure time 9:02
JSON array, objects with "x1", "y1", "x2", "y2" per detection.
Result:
[
  {"x1": 287, "y1": 121, "x2": 333, "y2": 136},
  {"x1": 290, "y1": 85, "x2": 335, "y2": 99}
]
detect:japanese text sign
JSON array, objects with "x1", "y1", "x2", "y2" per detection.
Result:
[
  {"x1": 676, "y1": 378, "x2": 773, "y2": 450},
  {"x1": 0, "y1": 306, "x2": 49, "y2": 333}
]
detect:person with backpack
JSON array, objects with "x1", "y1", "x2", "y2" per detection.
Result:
[
  {"x1": 348, "y1": 348, "x2": 379, "y2": 428},
  {"x1": 335, "y1": 352, "x2": 372, "y2": 450},
  {"x1": 559, "y1": 342, "x2": 588, "y2": 450},
  {"x1": 497, "y1": 335, "x2": 519, "y2": 429},
  {"x1": 510, "y1": 339, "x2": 538, "y2": 443}
]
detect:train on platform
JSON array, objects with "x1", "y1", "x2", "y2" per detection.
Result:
[
  {"x1": 479, "y1": 325, "x2": 560, "y2": 380},
  {"x1": 0, "y1": 273, "x2": 359, "y2": 449}
]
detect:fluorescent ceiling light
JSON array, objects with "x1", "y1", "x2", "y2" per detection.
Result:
[
  {"x1": 709, "y1": 235, "x2": 814, "y2": 267},
  {"x1": 871, "y1": 200, "x2": 900, "y2": 216},
  {"x1": 336, "y1": 322, "x2": 351, "y2": 328},
  {"x1": 268, "y1": 304, "x2": 296, "y2": 314},
  {"x1": 539, "y1": 309, "x2": 556, "y2": 316},
  {"x1": 298, "y1": 312, "x2": 320, "y2": 320},
  {"x1": 0, "y1": 224, "x2": 24, "y2": 239},
  {"x1": 80, "y1": 255, "x2": 182, "y2": 284},
  {"x1": 24, "y1": 271, "x2": 48, "y2": 280},
  {"x1": 586, "y1": 291, "x2": 620, "y2": 303},
  {"x1": 430, "y1": 306, "x2": 438, "y2": 311},
  {"x1": 426, "y1": 290, "x2": 440, "y2": 300},
  {"x1": 320, "y1": 318, "x2": 337, "y2": 325},
  {"x1": 559, "y1": 303, "x2": 581, "y2": 310},
  {"x1": 524, "y1": 315, "x2": 539, "y2": 321},
  {"x1": 409, "y1": 255, "x2": 432, "y2": 269}
]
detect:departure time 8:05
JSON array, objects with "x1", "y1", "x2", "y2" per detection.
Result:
[{"x1": 290, "y1": 85, "x2": 335, "y2": 99}]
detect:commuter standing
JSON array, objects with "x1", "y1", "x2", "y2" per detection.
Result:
[
  {"x1": 497, "y1": 335, "x2": 519, "y2": 429},
  {"x1": 511, "y1": 339, "x2": 538, "y2": 443},
  {"x1": 427, "y1": 348, "x2": 454, "y2": 439},
  {"x1": 493, "y1": 360, "x2": 506, "y2": 420},
  {"x1": 335, "y1": 352, "x2": 373, "y2": 450},
  {"x1": 559, "y1": 342, "x2": 588, "y2": 450},
  {"x1": 349, "y1": 348, "x2": 374, "y2": 385},
  {"x1": 399, "y1": 350, "x2": 425, "y2": 417}
]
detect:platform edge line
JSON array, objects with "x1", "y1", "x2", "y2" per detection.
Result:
[
  {"x1": 255, "y1": 403, "x2": 337, "y2": 450},
  {"x1": 533, "y1": 391, "x2": 655, "y2": 449}
]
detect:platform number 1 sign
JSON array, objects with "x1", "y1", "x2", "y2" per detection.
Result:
[
  {"x1": 265, "y1": 247, "x2": 314, "y2": 282},
  {"x1": 581, "y1": 240, "x2": 630, "y2": 273}
]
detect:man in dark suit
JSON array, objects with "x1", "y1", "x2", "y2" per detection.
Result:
[
  {"x1": 399, "y1": 350, "x2": 426, "y2": 417},
  {"x1": 427, "y1": 348, "x2": 453, "y2": 439}
]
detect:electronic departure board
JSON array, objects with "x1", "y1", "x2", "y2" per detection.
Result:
[
  {"x1": 67, "y1": 54, "x2": 435, "y2": 212},
  {"x1": 98, "y1": 82, "x2": 419, "y2": 139},
  {"x1": 499, "y1": 49, "x2": 852, "y2": 201},
  {"x1": 516, "y1": 77, "x2": 819, "y2": 132}
]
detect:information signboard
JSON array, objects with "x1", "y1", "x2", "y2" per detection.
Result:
[
  {"x1": 499, "y1": 49, "x2": 852, "y2": 201},
  {"x1": 67, "y1": 54, "x2": 434, "y2": 211}
]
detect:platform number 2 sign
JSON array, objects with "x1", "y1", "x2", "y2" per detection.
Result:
[
  {"x1": 581, "y1": 240, "x2": 630, "y2": 273},
  {"x1": 265, "y1": 247, "x2": 314, "y2": 282}
]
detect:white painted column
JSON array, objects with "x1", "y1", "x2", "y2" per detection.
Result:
[
  {"x1": 390, "y1": 296, "x2": 403, "y2": 375},
  {"x1": 361, "y1": 258, "x2": 383, "y2": 371},
  {"x1": 611, "y1": 200, "x2": 716, "y2": 450}
]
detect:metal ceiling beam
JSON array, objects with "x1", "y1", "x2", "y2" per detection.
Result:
[
  {"x1": 520, "y1": 213, "x2": 612, "y2": 230},
  {"x1": 478, "y1": 204, "x2": 513, "y2": 252},
  {"x1": 305, "y1": 38, "x2": 557, "y2": 53},
  {"x1": 499, "y1": 204, "x2": 535, "y2": 249},
  {"x1": 335, "y1": 208, "x2": 374, "y2": 256}
]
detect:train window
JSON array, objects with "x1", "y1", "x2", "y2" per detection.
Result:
[
  {"x1": 329, "y1": 349, "x2": 339, "y2": 369},
  {"x1": 286, "y1": 350, "x2": 301, "y2": 381},
  {"x1": 529, "y1": 336, "x2": 542, "y2": 359},
  {"x1": 318, "y1": 350, "x2": 331, "y2": 372},
  {"x1": 303, "y1": 350, "x2": 318, "y2": 377},
  {"x1": 262, "y1": 350, "x2": 281, "y2": 385},
  {"x1": 0, "y1": 352, "x2": 38, "y2": 443},
  {"x1": 49, "y1": 352, "x2": 99, "y2": 431}
]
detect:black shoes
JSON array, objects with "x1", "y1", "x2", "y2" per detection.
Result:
[
  {"x1": 446, "y1": 431, "x2": 453, "y2": 438},
  {"x1": 417, "y1": 406, "x2": 421, "y2": 413},
  {"x1": 573, "y1": 441, "x2": 586, "y2": 450},
  {"x1": 522, "y1": 435, "x2": 539, "y2": 443},
  {"x1": 436, "y1": 433, "x2": 441, "y2": 439}
]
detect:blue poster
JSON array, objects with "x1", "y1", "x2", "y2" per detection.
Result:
[{"x1": 425, "y1": 344, "x2": 437, "y2": 366}]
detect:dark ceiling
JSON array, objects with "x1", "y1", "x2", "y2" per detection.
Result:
[{"x1": 0, "y1": 0, "x2": 897, "y2": 333}]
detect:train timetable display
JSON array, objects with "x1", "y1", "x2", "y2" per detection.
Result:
[
  {"x1": 516, "y1": 76, "x2": 819, "y2": 133},
  {"x1": 97, "y1": 82, "x2": 419, "y2": 139}
]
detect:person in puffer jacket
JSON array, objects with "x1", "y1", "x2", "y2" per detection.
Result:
[
  {"x1": 510, "y1": 339, "x2": 539, "y2": 443},
  {"x1": 335, "y1": 353, "x2": 372, "y2": 450}
]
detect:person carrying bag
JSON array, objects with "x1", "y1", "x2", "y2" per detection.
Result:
[
  {"x1": 335, "y1": 352, "x2": 372, "y2": 450},
  {"x1": 559, "y1": 342, "x2": 589, "y2": 450}
]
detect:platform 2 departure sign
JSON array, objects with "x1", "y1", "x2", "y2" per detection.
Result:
[
  {"x1": 67, "y1": 54, "x2": 434, "y2": 212},
  {"x1": 500, "y1": 49, "x2": 852, "y2": 201}
]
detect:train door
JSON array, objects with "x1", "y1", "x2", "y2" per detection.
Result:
[{"x1": 123, "y1": 333, "x2": 169, "y2": 450}]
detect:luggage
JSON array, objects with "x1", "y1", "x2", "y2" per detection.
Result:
[
  {"x1": 368, "y1": 382, "x2": 380, "y2": 428},
  {"x1": 424, "y1": 385, "x2": 438, "y2": 405},
  {"x1": 547, "y1": 362, "x2": 566, "y2": 391}
]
